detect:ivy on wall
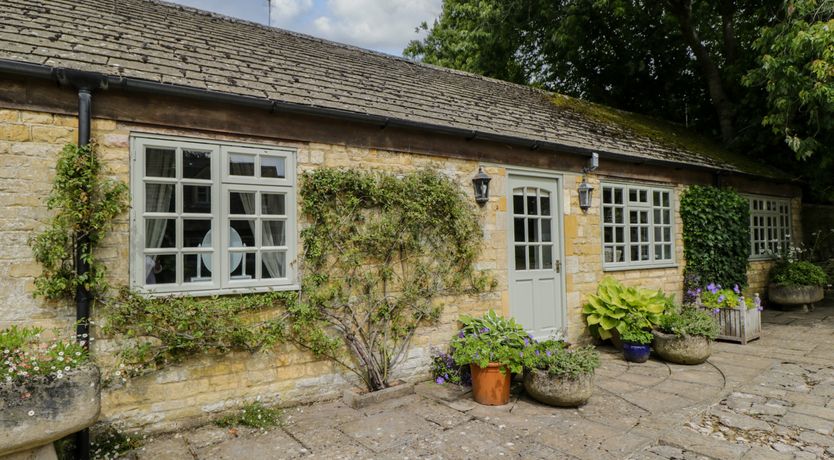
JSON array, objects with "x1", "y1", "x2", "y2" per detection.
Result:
[
  {"x1": 29, "y1": 143, "x2": 128, "y2": 301},
  {"x1": 680, "y1": 185, "x2": 750, "y2": 291}
]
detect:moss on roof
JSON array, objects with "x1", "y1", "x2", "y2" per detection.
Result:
[{"x1": 551, "y1": 94, "x2": 784, "y2": 179}]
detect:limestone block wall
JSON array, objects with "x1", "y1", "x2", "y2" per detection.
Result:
[{"x1": 0, "y1": 107, "x2": 801, "y2": 432}]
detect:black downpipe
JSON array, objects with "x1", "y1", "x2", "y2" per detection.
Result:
[{"x1": 74, "y1": 87, "x2": 92, "y2": 460}]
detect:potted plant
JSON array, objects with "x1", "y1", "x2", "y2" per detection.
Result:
[
  {"x1": 652, "y1": 308, "x2": 719, "y2": 364},
  {"x1": 0, "y1": 326, "x2": 100, "y2": 459},
  {"x1": 768, "y1": 260, "x2": 828, "y2": 311},
  {"x1": 450, "y1": 311, "x2": 527, "y2": 406},
  {"x1": 620, "y1": 324, "x2": 653, "y2": 363},
  {"x1": 696, "y1": 283, "x2": 762, "y2": 344},
  {"x1": 522, "y1": 340, "x2": 600, "y2": 407},
  {"x1": 583, "y1": 277, "x2": 673, "y2": 349}
]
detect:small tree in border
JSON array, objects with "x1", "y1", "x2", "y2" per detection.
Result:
[{"x1": 291, "y1": 168, "x2": 491, "y2": 391}]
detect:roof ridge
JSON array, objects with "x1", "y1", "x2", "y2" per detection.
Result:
[{"x1": 143, "y1": 0, "x2": 547, "y2": 96}]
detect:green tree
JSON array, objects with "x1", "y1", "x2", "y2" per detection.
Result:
[
  {"x1": 744, "y1": 1, "x2": 834, "y2": 161},
  {"x1": 406, "y1": 0, "x2": 781, "y2": 144}
]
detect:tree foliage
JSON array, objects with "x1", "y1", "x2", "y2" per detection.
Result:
[{"x1": 680, "y1": 186, "x2": 751, "y2": 290}]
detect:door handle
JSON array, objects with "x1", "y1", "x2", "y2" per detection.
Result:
[{"x1": 555, "y1": 259, "x2": 561, "y2": 273}]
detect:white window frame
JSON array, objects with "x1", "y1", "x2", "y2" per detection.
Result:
[
  {"x1": 746, "y1": 194, "x2": 792, "y2": 260},
  {"x1": 130, "y1": 134, "x2": 297, "y2": 295},
  {"x1": 601, "y1": 181, "x2": 676, "y2": 271}
]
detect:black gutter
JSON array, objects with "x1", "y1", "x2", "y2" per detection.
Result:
[{"x1": 0, "y1": 58, "x2": 764, "y2": 179}]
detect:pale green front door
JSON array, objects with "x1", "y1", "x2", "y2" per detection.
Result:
[{"x1": 508, "y1": 174, "x2": 565, "y2": 338}]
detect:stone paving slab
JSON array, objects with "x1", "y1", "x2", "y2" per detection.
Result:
[{"x1": 127, "y1": 301, "x2": 834, "y2": 459}]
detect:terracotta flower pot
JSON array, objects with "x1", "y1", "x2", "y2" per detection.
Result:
[{"x1": 470, "y1": 363, "x2": 511, "y2": 406}]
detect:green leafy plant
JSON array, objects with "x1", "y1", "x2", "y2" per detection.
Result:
[
  {"x1": 770, "y1": 260, "x2": 829, "y2": 287},
  {"x1": 0, "y1": 325, "x2": 88, "y2": 382},
  {"x1": 657, "y1": 308, "x2": 719, "y2": 340},
  {"x1": 583, "y1": 277, "x2": 673, "y2": 340},
  {"x1": 430, "y1": 347, "x2": 470, "y2": 386},
  {"x1": 450, "y1": 310, "x2": 529, "y2": 374},
  {"x1": 215, "y1": 401, "x2": 283, "y2": 429},
  {"x1": 697, "y1": 283, "x2": 754, "y2": 310},
  {"x1": 101, "y1": 289, "x2": 293, "y2": 377},
  {"x1": 29, "y1": 143, "x2": 128, "y2": 300},
  {"x1": 620, "y1": 325, "x2": 653, "y2": 345},
  {"x1": 680, "y1": 186, "x2": 750, "y2": 291},
  {"x1": 289, "y1": 168, "x2": 491, "y2": 391},
  {"x1": 521, "y1": 340, "x2": 599, "y2": 379}
]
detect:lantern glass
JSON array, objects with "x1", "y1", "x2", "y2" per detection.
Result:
[
  {"x1": 578, "y1": 179, "x2": 594, "y2": 212},
  {"x1": 472, "y1": 167, "x2": 491, "y2": 205}
]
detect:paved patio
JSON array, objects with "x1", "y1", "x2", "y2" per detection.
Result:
[{"x1": 130, "y1": 301, "x2": 834, "y2": 459}]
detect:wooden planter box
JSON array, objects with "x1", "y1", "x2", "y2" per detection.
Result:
[{"x1": 701, "y1": 306, "x2": 761, "y2": 345}]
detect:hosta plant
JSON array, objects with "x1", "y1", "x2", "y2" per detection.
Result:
[{"x1": 583, "y1": 277, "x2": 673, "y2": 340}]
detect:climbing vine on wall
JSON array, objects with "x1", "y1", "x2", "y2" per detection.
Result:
[
  {"x1": 680, "y1": 185, "x2": 750, "y2": 293},
  {"x1": 290, "y1": 168, "x2": 492, "y2": 391},
  {"x1": 29, "y1": 143, "x2": 128, "y2": 301}
]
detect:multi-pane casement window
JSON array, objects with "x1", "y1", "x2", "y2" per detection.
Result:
[
  {"x1": 748, "y1": 196, "x2": 791, "y2": 258},
  {"x1": 601, "y1": 183, "x2": 675, "y2": 269},
  {"x1": 131, "y1": 136, "x2": 296, "y2": 294}
]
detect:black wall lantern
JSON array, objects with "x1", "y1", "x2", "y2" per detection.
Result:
[
  {"x1": 472, "y1": 166, "x2": 491, "y2": 205},
  {"x1": 578, "y1": 153, "x2": 599, "y2": 213}
]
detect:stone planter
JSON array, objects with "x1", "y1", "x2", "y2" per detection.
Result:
[
  {"x1": 342, "y1": 379, "x2": 414, "y2": 409},
  {"x1": 522, "y1": 368, "x2": 594, "y2": 407},
  {"x1": 768, "y1": 284, "x2": 824, "y2": 311},
  {"x1": 0, "y1": 364, "x2": 101, "y2": 459},
  {"x1": 652, "y1": 331, "x2": 711, "y2": 365}
]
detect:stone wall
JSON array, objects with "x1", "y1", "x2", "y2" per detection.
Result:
[{"x1": 0, "y1": 107, "x2": 801, "y2": 432}]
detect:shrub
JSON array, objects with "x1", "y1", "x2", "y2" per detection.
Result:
[
  {"x1": 215, "y1": 401, "x2": 283, "y2": 429},
  {"x1": 450, "y1": 311, "x2": 529, "y2": 374},
  {"x1": 657, "y1": 308, "x2": 719, "y2": 340},
  {"x1": 430, "y1": 347, "x2": 470, "y2": 386},
  {"x1": 770, "y1": 260, "x2": 828, "y2": 287},
  {"x1": 680, "y1": 186, "x2": 750, "y2": 290},
  {"x1": 521, "y1": 340, "x2": 599, "y2": 379},
  {"x1": 583, "y1": 277, "x2": 674, "y2": 340}
]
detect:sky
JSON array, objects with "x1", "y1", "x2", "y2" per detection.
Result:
[{"x1": 169, "y1": 0, "x2": 442, "y2": 56}]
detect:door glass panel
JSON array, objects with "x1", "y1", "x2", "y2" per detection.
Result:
[
  {"x1": 528, "y1": 246, "x2": 539, "y2": 270},
  {"x1": 514, "y1": 245, "x2": 526, "y2": 270},
  {"x1": 514, "y1": 218, "x2": 525, "y2": 242},
  {"x1": 513, "y1": 191, "x2": 524, "y2": 214},
  {"x1": 527, "y1": 219, "x2": 539, "y2": 242},
  {"x1": 542, "y1": 245, "x2": 553, "y2": 269},
  {"x1": 540, "y1": 194, "x2": 550, "y2": 216},
  {"x1": 541, "y1": 219, "x2": 552, "y2": 242},
  {"x1": 526, "y1": 192, "x2": 537, "y2": 215}
]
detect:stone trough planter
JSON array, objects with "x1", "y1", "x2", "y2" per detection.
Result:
[
  {"x1": 651, "y1": 331, "x2": 711, "y2": 365},
  {"x1": 0, "y1": 364, "x2": 101, "y2": 459},
  {"x1": 522, "y1": 368, "x2": 594, "y2": 407},
  {"x1": 768, "y1": 284, "x2": 824, "y2": 312},
  {"x1": 342, "y1": 379, "x2": 414, "y2": 409}
]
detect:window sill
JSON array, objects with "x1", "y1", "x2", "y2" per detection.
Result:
[
  {"x1": 133, "y1": 284, "x2": 301, "y2": 298},
  {"x1": 603, "y1": 263, "x2": 678, "y2": 272}
]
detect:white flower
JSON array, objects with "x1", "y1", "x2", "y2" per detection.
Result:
[
  {"x1": 58, "y1": 351, "x2": 64, "y2": 356},
  {"x1": 56, "y1": 372, "x2": 63, "y2": 379},
  {"x1": 75, "y1": 352, "x2": 81, "y2": 356},
  {"x1": 3, "y1": 350, "x2": 8, "y2": 354},
  {"x1": 57, "y1": 357, "x2": 64, "y2": 362},
  {"x1": 28, "y1": 410, "x2": 34, "y2": 416},
  {"x1": 115, "y1": 371, "x2": 121, "y2": 377},
  {"x1": 64, "y1": 366, "x2": 70, "y2": 371}
]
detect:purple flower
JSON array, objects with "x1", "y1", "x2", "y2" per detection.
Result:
[
  {"x1": 480, "y1": 327, "x2": 489, "y2": 334},
  {"x1": 523, "y1": 337, "x2": 530, "y2": 346},
  {"x1": 718, "y1": 295, "x2": 725, "y2": 303},
  {"x1": 457, "y1": 331, "x2": 465, "y2": 339},
  {"x1": 435, "y1": 376, "x2": 445, "y2": 384},
  {"x1": 733, "y1": 284, "x2": 741, "y2": 294},
  {"x1": 707, "y1": 283, "x2": 717, "y2": 293},
  {"x1": 696, "y1": 288, "x2": 702, "y2": 294},
  {"x1": 545, "y1": 350, "x2": 552, "y2": 357},
  {"x1": 535, "y1": 350, "x2": 540, "y2": 356},
  {"x1": 757, "y1": 306, "x2": 764, "y2": 312},
  {"x1": 712, "y1": 308, "x2": 720, "y2": 314}
]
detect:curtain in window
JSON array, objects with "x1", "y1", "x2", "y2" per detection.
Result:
[{"x1": 144, "y1": 153, "x2": 175, "y2": 282}]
